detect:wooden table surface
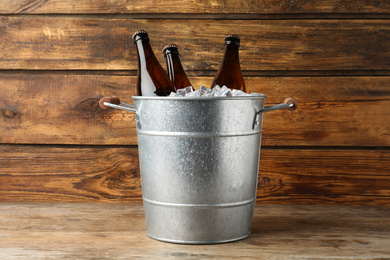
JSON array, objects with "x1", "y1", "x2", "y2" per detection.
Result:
[{"x1": 0, "y1": 202, "x2": 389, "y2": 259}]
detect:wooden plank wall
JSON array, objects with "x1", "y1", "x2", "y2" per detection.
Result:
[{"x1": 0, "y1": 1, "x2": 389, "y2": 206}]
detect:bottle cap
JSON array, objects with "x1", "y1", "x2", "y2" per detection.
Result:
[
  {"x1": 225, "y1": 34, "x2": 240, "y2": 46},
  {"x1": 162, "y1": 44, "x2": 179, "y2": 56},
  {"x1": 132, "y1": 30, "x2": 149, "y2": 41}
]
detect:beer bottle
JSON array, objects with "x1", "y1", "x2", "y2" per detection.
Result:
[
  {"x1": 211, "y1": 35, "x2": 246, "y2": 92},
  {"x1": 162, "y1": 44, "x2": 194, "y2": 90},
  {"x1": 132, "y1": 30, "x2": 176, "y2": 96}
]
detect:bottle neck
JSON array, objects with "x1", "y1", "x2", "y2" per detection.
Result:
[
  {"x1": 165, "y1": 51, "x2": 181, "y2": 80},
  {"x1": 165, "y1": 50, "x2": 193, "y2": 89},
  {"x1": 135, "y1": 38, "x2": 156, "y2": 64},
  {"x1": 222, "y1": 43, "x2": 240, "y2": 62}
]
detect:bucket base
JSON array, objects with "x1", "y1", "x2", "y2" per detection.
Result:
[
  {"x1": 143, "y1": 198, "x2": 255, "y2": 244},
  {"x1": 147, "y1": 232, "x2": 251, "y2": 245}
]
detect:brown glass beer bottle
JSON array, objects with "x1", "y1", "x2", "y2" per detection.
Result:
[
  {"x1": 132, "y1": 30, "x2": 176, "y2": 96},
  {"x1": 211, "y1": 35, "x2": 246, "y2": 92},
  {"x1": 162, "y1": 44, "x2": 194, "y2": 90}
]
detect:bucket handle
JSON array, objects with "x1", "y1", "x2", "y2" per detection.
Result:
[
  {"x1": 99, "y1": 96, "x2": 298, "y2": 129},
  {"x1": 260, "y1": 97, "x2": 297, "y2": 113},
  {"x1": 252, "y1": 97, "x2": 297, "y2": 129},
  {"x1": 99, "y1": 96, "x2": 137, "y2": 113}
]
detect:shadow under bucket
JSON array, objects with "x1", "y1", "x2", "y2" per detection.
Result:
[{"x1": 100, "y1": 95, "x2": 297, "y2": 244}]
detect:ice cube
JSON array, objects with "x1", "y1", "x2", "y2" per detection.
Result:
[
  {"x1": 214, "y1": 85, "x2": 232, "y2": 96},
  {"x1": 198, "y1": 86, "x2": 211, "y2": 96},
  {"x1": 232, "y1": 89, "x2": 251, "y2": 96},
  {"x1": 169, "y1": 85, "x2": 257, "y2": 97},
  {"x1": 185, "y1": 90, "x2": 197, "y2": 97},
  {"x1": 169, "y1": 92, "x2": 182, "y2": 97},
  {"x1": 181, "y1": 86, "x2": 194, "y2": 94}
]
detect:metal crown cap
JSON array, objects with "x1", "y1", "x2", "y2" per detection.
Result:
[
  {"x1": 132, "y1": 30, "x2": 149, "y2": 40},
  {"x1": 225, "y1": 34, "x2": 240, "y2": 46},
  {"x1": 162, "y1": 44, "x2": 179, "y2": 56},
  {"x1": 162, "y1": 44, "x2": 178, "y2": 52},
  {"x1": 226, "y1": 34, "x2": 240, "y2": 40}
]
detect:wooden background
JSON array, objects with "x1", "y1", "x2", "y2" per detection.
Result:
[{"x1": 0, "y1": 0, "x2": 389, "y2": 206}]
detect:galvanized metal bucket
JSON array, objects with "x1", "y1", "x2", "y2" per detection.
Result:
[{"x1": 100, "y1": 95, "x2": 296, "y2": 244}]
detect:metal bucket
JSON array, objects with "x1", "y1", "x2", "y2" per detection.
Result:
[{"x1": 100, "y1": 95, "x2": 296, "y2": 244}]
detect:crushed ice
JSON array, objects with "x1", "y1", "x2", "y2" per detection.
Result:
[{"x1": 169, "y1": 85, "x2": 262, "y2": 97}]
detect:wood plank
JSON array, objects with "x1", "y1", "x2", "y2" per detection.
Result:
[
  {"x1": 0, "y1": 202, "x2": 389, "y2": 259},
  {"x1": 257, "y1": 148, "x2": 390, "y2": 206},
  {"x1": 0, "y1": 145, "x2": 389, "y2": 206},
  {"x1": 0, "y1": 74, "x2": 137, "y2": 145},
  {"x1": 254, "y1": 76, "x2": 390, "y2": 147},
  {"x1": 1, "y1": 17, "x2": 390, "y2": 71},
  {"x1": 1, "y1": 0, "x2": 390, "y2": 14},
  {"x1": 0, "y1": 145, "x2": 142, "y2": 203},
  {"x1": 1, "y1": 74, "x2": 389, "y2": 146}
]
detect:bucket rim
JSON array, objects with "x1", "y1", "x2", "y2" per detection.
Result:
[{"x1": 132, "y1": 94, "x2": 267, "y2": 101}]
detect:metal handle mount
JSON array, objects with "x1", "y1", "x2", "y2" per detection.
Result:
[
  {"x1": 252, "y1": 97, "x2": 297, "y2": 129},
  {"x1": 99, "y1": 96, "x2": 137, "y2": 113},
  {"x1": 259, "y1": 97, "x2": 297, "y2": 114}
]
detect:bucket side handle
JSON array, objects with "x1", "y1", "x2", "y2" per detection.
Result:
[
  {"x1": 99, "y1": 96, "x2": 137, "y2": 113},
  {"x1": 252, "y1": 97, "x2": 297, "y2": 129},
  {"x1": 260, "y1": 97, "x2": 297, "y2": 114}
]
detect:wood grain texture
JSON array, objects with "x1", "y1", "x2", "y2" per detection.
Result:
[
  {"x1": 1, "y1": 145, "x2": 389, "y2": 206},
  {"x1": 0, "y1": 73, "x2": 137, "y2": 145},
  {"x1": 1, "y1": 74, "x2": 388, "y2": 146},
  {"x1": 0, "y1": 0, "x2": 388, "y2": 209},
  {"x1": 1, "y1": 17, "x2": 390, "y2": 71},
  {"x1": 257, "y1": 148, "x2": 390, "y2": 206},
  {"x1": 1, "y1": 0, "x2": 389, "y2": 14},
  {"x1": 0, "y1": 145, "x2": 142, "y2": 203},
  {"x1": 0, "y1": 202, "x2": 389, "y2": 259}
]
